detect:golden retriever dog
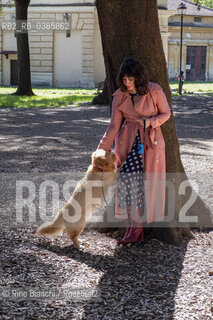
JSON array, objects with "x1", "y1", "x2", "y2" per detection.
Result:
[{"x1": 36, "y1": 149, "x2": 118, "y2": 249}]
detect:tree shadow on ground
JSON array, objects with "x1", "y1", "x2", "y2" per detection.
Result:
[
  {"x1": 35, "y1": 238, "x2": 189, "y2": 319},
  {"x1": 0, "y1": 95, "x2": 212, "y2": 175},
  {"x1": 0, "y1": 106, "x2": 110, "y2": 173},
  {"x1": 0, "y1": 227, "x2": 70, "y2": 319},
  {"x1": 172, "y1": 95, "x2": 212, "y2": 141},
  {"x1": 0, "y1": 96, "x2": 212, "y2": 318}
]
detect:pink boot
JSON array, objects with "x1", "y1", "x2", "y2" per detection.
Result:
[
  {"x1": 117, "y1": 208, "x2": 144, "y2": 245},
  {"x1": 117, "y1": 216, "x2": 131, "y2": 245}
]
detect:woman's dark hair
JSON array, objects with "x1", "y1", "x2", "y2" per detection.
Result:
[{"x1": 116, "y1": 57, "x2": 149, "y2": 95}]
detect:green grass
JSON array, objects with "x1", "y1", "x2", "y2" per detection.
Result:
[
  {"x1": 0, "y1": 87, "x2": 96, "y2": 108},
  {"x1": 169, "y1": 81, "x2": 213, "y2": 94},
  {"x1": 0, "y1": 82, "x2": 212, "y2": 108}
]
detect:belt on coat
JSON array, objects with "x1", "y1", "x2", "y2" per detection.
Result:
[{"x1": 124, "y1": 117, "x2": 156, "y2": 149}]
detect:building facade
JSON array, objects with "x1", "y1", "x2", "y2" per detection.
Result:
[
  {"x1": 168, "y1": 0, "x2": 213, "y2": 81},
  {"x1": 0, "y1": 0, "x2": 212, "y2": 88}
]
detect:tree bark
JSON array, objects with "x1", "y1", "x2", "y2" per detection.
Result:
[
  {"x1": 14, "y1": 0, "x2": 34, "y2": 96},
  {"x1": 96, "y1": 0, "x2": 212, "y2": 244},
  {"x1": 92, "y1": 78, "x2": 109, "y2": 105}
]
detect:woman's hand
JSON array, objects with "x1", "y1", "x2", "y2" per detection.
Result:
[{"x1": 136, "y1": 118, "x2": 151, "y2": 128}]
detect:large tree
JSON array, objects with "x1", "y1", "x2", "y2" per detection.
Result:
[
  {"x1": 14, "y1": 0, "x2": 34, "y2": 95},
  {"x1": 96, "y1": 0, "x2": 212, "y2": 244},
  {"x1": 0, "y1": 0, "x2": 34, "y2": 95}
]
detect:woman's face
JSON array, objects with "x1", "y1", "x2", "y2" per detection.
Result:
[{"x1": 123, "y1": 76, "x2": 136, "y2": 93}]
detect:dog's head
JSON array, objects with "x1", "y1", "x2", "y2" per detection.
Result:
[{"x1": 92, "y1": 149, "x2": 116, "y2": 172}]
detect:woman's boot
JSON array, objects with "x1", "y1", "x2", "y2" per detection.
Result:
[
  {"x1": 117, "y1": 208, "x2": 144, "y2": 245},
  {"x1": 117, "y1": 216, "x2": 131, "y2": 245}
]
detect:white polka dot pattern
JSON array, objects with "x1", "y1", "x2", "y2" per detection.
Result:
[{"x1": 118, "y1": 130, "x2": 145, "y2": 209}]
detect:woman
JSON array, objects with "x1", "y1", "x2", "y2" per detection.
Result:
[
  {"x1": 178, "y1": 71, "x2": 184, "y2": 88},
  {"x1": 97, "y1": 57, "x2": 171, "y2": 245}
]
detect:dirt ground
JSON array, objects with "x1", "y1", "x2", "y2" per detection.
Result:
[{"x1": 0, "y1": 94, "x2": 212, "y2": 320}]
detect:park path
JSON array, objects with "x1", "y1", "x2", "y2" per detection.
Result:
[{"x1": 0, "y1": 94, "x2": 212, "y2": 319}]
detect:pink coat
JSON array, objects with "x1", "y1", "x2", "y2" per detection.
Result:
[{"x1": 98, "y1": 82, "x2": 171, "y2": 223}]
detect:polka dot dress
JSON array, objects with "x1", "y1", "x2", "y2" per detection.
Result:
[{"x1": 118, "y1": 94, "x2": 145, "y2": 210}]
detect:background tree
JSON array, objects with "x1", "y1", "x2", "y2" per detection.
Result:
[
  {"x1": 0, "y1": 0, "x2": 34, "y2": 95},
  {"x1": 14, "y1": 0, "x2": 34, "y2": 95},
  {"x1": 92, "y1": 78, "x2": 109, "y2": 105},
  {"x1": 96, "y1": 0, "x2": 212, "y2": 244}
]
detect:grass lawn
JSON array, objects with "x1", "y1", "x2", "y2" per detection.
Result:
[
  {"x1": 169, "y1": 81, "x2": 213, "y2": 94},
  {"x1": 0, "y1": 82, "x2": 212, "y2": 108},
  {"x1": 0, "y1": 87, "x2": 96, "y2": 108}
]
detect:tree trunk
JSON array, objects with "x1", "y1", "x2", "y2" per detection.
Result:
[
  {"x1": 14, "y1": 0, "x2": 34, "y2": 96},
  {"x1": 96, "y1": 0, "x2": 212, "y2": 244},
  {"x1": 92, "y1": 78, "x2": 109, "y2": 105}
]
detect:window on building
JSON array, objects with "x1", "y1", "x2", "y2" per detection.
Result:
[{"x1": 194, "y1": 17, "x2": 202, "y2": 22}]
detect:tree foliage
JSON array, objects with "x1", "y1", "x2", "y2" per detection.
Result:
[
  {"x1": 191, "y1": 0, "x2": 213, "y2": 9},
  {"x1": 0, "y1": 0, "x2": 14, "y2": 14}
]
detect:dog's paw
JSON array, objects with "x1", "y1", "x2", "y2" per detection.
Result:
[
  {"x1": 72, "y1": 238, "x2": 82, "y2": 250},
  {"x1": 78, "y1": 242, "x2": 86, "y2": 250},
  {"x1": 73, "y1": 240, "x2": 88, "y2": 250}
]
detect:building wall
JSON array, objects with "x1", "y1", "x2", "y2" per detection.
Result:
[
  {"x1": 31, "y1": 0, "x2": 94, "y2": 4},
  {"x1": 28, "y1": 13, "x2": 91, "y2": 88},
  {"x1": 2, "y1": 31, "x2": 17, "y2": 85},
  {"x1": 209, "y1": 43, "x2": 213, "y2": 79},
  {"x1": 0, "y1": 6, "x2": 96, "y2": 88},
  {"x1": 158, "y1": 10, "x2": 172, "y2": 63},
  {"x1": 0, "y1": 0, "x2": 212, "y2": 87},
  {"x1": 158, "y1": 0, "x2": 168, "y2": 9},
  {"x1": 0, "y1": 0, "x2": 172, "y2": 88},
  {"x1": 94, "y1": 15, "x2": 105, "y2": 86},
  {"x1": 168, "y1": 14, "x2": 213, "y2": 80},
  {"x1": 54, "y1": 30, "x2": 82, "y2": 87}
]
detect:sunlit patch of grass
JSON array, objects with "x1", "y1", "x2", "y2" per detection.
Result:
[
  {"x1": 2, "y1": 82, "x2": 212, "y2": 108},
  {"x1": 0, "y1": 87, "x2": 97, "y2": 108},
  {"x1": 170, "y1": 81, "x2": 213, "y2": 94}
]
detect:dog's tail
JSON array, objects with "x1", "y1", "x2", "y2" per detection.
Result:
[{"x1": 36, "y1": 210, "x2": 64, "y2": 236}]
